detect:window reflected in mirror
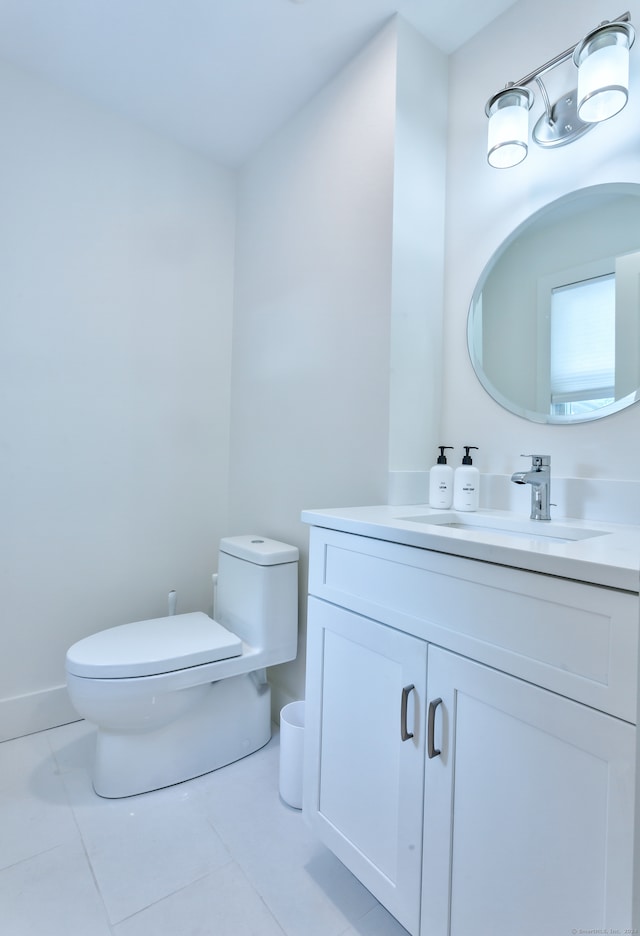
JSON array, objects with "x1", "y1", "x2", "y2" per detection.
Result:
[{"x1": 550, "y1": 273, "x2": 615, "y2": 416}]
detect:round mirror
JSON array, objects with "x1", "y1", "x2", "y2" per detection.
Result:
[{"x1": 467, "y1": 183, "x2": 640, "y2": 423}]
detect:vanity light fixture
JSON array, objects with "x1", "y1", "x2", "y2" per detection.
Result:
[{"x1": 486, "y1": 11, "x2": 635, "y2": 168}]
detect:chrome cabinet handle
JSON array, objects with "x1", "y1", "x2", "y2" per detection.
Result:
[
  {"x1": 427, "y1": 698, "x2": 442, "y2": 758},
  {"x1": 400, "y1": 684, "x2": 415, "y2": 741}
]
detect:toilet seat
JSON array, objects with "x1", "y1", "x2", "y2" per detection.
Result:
[{"x1": 66, "y1": 612, "x2": 242, "y2": 679}]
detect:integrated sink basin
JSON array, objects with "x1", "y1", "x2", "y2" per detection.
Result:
[{"x1": 397, "y1": 512, "x2": 609, "y2": 544}]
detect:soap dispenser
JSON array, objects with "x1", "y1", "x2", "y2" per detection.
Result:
[
  {"x1": 453, "y1": 446, "x2": 480, "y2": 512},
  {"x1": 429, "y1": 446, "x2": 454, "y2": 508}
]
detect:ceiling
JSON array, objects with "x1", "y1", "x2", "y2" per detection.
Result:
[{"x1": 0, "y1": 0, "x2": 519, "y2": 166}]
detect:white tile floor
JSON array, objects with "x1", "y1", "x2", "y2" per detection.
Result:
[{"x1": 0, "y1": 720, "x2": 409, "y2": 936}]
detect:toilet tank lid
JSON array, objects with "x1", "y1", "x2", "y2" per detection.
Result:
[{"x1": 219, "y1": 535, "x2": 298, "y2": 565}]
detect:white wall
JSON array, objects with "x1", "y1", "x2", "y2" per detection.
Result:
[
  {"x1": 0, "y1": 18, "x2": 448, "y2": 735},
  {"x1": 388, "y1": 19, "x2": 447, "y2": 505},
  {"x1": 443, "y1": 0, "x2": 640, "y2": 482},
  {"x1": 0, "y1": 60, "x2": 236, "y2": 739},
  {"x1": 229, "y1": 22, "x2": 398, "y2": 704},
  {"x1": 229, "y1": 17, "x2": 447, "y2": 707}
]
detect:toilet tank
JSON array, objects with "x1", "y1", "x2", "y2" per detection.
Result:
[{"x1": 216, "y1": 536, "x2": 299, "y2": 666}]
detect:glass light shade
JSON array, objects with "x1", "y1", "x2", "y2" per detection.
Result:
[
  {"x1": 486, "y1": 88, "x2": 532, "y2": 168},
  {"x1": 574, "y1": 23, "x2": 635, "y2": 123}
]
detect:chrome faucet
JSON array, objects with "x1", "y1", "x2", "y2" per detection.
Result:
[{"x1": 511, "y1": 455, "x2": 551, "y2": 520}]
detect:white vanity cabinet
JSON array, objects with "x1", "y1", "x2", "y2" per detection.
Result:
[
  {"x1": 302, "y1": 525, "x2": 640, "y2": 936},
  {"x1": 304, "y1": 596, "x2": 428, "y2": 934},
  {"x1": 422, "y1": 646, "x2": 635, "y2": 936}
]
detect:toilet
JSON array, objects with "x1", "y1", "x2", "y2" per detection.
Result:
[{"x1": 65, "y1": 535, "x2": 299, "y2": 798}]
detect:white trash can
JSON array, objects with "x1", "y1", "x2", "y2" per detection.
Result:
[{"x1": 279, "y1": 701, "x2": 305, "y2": 809}]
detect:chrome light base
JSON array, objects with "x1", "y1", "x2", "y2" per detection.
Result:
[{"x1": 532, "y1": 89, "x2": 595, "y2": 148}]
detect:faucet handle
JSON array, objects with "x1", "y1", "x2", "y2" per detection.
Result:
[{"x1": 520, "y1": 454, "x2": 550, "y2": 467}]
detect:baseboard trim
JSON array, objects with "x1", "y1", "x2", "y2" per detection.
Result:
[
  {"x1": 0, "y1": 685, "x2": 81, "y2": 742},
  {"x1": 270, "y1": 681, "x2": 299, "y2": 726}
]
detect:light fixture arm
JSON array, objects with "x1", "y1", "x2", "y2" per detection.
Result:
[
  {"x1": 508, "y1": 10, "x2": 631, "y2": 92},
  {"x1": 534, "y1": 75, "x2": 554, "y2": 126}
]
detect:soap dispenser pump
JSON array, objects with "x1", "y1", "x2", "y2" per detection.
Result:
[
  {"x1": 429, "y1": 446, "x2": 454, "y2": 509},
  {"x1": 453, "y1": 446, "x2": 480, "y2": 512}
]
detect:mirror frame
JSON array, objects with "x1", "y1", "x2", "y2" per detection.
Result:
[{"x1": 467, "y1": 182, "x2": 640, "y2": 424}]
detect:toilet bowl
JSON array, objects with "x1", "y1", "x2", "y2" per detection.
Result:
[{"x1": 65, "y1": 535, "x2": 298, "y2": 798}]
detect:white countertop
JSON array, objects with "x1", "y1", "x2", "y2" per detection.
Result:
[{"x1": 301, "y1": 504, "x2": 640, "y2": 593}]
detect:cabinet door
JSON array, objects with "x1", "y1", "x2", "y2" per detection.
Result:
[
  {"x1": 422, "y1": 646, "x2": 636, "y2": 936},
  {"x1": 304, "y1": 597, "x2": 427, "y2": 936}
]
